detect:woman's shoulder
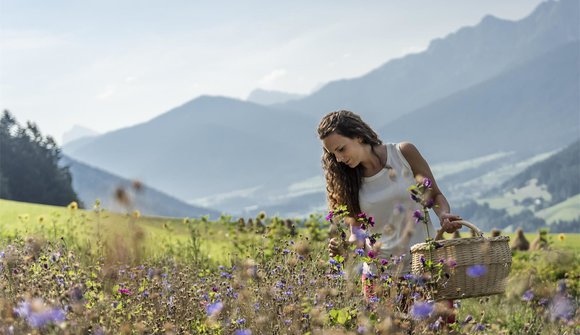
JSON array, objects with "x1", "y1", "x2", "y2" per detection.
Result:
[{"x1": 394, "y1": 142, "x2": 418, "y2": 156}]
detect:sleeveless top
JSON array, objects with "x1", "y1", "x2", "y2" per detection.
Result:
[{"x1": 359, "y1": 143, "x2": 435, "y2": 275}]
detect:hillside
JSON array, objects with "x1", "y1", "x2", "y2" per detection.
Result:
[{"x1": 61, "y1": 156, "x2": 221, "y2": 219}]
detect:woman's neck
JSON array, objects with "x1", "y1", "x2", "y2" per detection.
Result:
[{"x1": 361, "y1": 144, "x2": 387, "y2": 177}]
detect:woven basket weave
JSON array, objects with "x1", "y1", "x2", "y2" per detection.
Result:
[{"x1": 410, "y1": 220, "x2": 512, "y2": 300}]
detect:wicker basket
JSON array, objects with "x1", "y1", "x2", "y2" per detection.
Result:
[{"x1": 410, "y1": 220, "x2": 512, "y2": 300}]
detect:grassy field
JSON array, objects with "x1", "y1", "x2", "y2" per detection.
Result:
[
  {"x1": 1, "y1": 199, "x2": 578, "y2": 334},
  {"x1": 2, "y1": 199, "x2": 579, "y2": 257}
]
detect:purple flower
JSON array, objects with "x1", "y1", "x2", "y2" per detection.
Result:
[
  {"x1": 355, "y1": 248, "x2": 364, "y2": 256},
  {"x1": 522, "y1": 290, "x2": 534, "y2": 302},
  {"x1": 475, "y1": 324, "x2": 485, "y2": 331},
  {"x1": 235, "y1": 330, "x2": 252, "y2": 335},
  {"x1": 549, "y1": 294, "x2": 574, "y2": 321},
  {"x1": 368, "y1": 216, "x2": 375, "y2": 227},
  {"x1": 410, "y1": 194, "x2": 419, "y2": 202},
  {"x1": 325, "y1": 211, "x2": 333, "y2": 221},
  {"x1": 446, "y1": 258, "x2": 457, "y2": 268},
  {"x1": 466, "y1": 265, "x2": 487, "y2": 278},
  {"x1": 413, "y1": 210, "x2": 423, "y2": 224},
  {"x1": 118, "y1": 288, "x2": 132, "y2": 295},
  {"x1": 14, "y1": 300, "x2": 66, "y2": 328},
  {"x1": 411, "y1": 301, "x2": 433, "y2": 320},
  {"x1": 423, "y1": 178, "x2": 432, "y2": 188},
  {"x1": 380, "y1": 258, "x2": 389, "y2": 266},
  {"x1": 206, "y1": 301, "x2": 223, "y2": 317},
  {"x1": 425, "y1": 198, "x2": 435, "y2": 208},
  {"x1": 369, "y1": 296, "x2": 380, "y2": 303},
  {"x1": 236, "y1": 318, "x2": 246, "y2": 324},
  {"x1": 367, "y1": 250, "x2": 376, "y2": 259}
]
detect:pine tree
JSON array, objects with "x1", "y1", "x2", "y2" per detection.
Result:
[{"x1": 0, "y1": 110, "x2": 80, "y2": 206}]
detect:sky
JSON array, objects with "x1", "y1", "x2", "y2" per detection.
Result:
[{"x1": 0, "y1": 0, "x2": 546, "y2": 144}]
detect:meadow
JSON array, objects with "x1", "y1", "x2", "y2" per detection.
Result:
[{"x1": 0, "y1": 199, "x2": 578, "y2": 334}]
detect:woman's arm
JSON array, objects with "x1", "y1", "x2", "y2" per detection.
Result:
[{"x1": 399, "y1": 142, "x2": 462, "y2": 233}]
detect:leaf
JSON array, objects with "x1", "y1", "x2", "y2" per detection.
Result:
[{"x1": 337, "y1": 309, "x2": 349, "y2": 325}]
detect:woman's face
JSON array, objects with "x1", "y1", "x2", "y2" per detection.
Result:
[{"x1": 322, "y1": 132, "x2": 366, "y2": 168}]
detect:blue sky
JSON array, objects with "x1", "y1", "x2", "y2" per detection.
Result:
[{"x1": 0, "y1": 0, "x2": 545, "y2": 143}]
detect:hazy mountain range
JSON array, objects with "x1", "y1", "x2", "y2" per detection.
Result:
[
  {"x1": 60, "y1": 155, "x2": 221, "y2": 218},
  {"x1": 63, "y1": 0, "x2": 579, "y2": 218},
  {"x1": 246, "y1": 88, "x2": 305, "y2": 105}
]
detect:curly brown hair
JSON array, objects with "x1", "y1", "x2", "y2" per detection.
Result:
[{"x1": 317, "y1": 110, "x2": 383, "y2": 215}]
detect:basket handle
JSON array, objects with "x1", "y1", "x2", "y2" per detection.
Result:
[{"x1": 435, "y1": 220, "x2": 483, "y2": 240}]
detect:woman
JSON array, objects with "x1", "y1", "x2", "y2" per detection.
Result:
[{"x1": 318, "y1": 110, "x2": 461, "y2": 320}]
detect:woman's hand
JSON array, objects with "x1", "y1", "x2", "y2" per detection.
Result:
[
  {"x1": 328, "y1": 237, "x2": 342, "y2": 257},
  {"x1": 439, "y1": 212, "x2": 462, "y2": 233}
]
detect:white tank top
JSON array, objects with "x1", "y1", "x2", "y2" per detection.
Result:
[{"x1": 359, "y1": 143, "x2": 435, "y2": 274}]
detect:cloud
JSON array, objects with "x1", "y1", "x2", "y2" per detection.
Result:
[
  {"x1": 0, "y1": 30, "x2": 69, "y2": 50},
  {"x1": 96, "y1": 85, "x2": 116, "y2": 100},
  {"x1": 258, "y1": 69, "x2": 287, "y2": 86}
]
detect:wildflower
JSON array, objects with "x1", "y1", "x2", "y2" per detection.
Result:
[
  {"x1": 474, "y1": 323, "x2": 485, "y2": 331},
  {"x1": 236, "y1": 318, "x2": 246, "y2": 324},
  {"x1": 325, "y1": 211, "x2": 333, "y2": 221},
  {"x1": 367, "y1": 250, "x2": 376, "y2": 259},
  {"x1": 118, "y1": 288, "x2": 132, "y2": 295},
  {"x1": 132, "y1": 210, "x2": 141, "y2": 219},
  {"x1": 235, "y1": 330, "x2": 252, "y2": 335},
  {"x1": 413, "y1": 210, "x2": 424, "y2": 224},
  {"x1": 411, "y1": 301, "x2": 433, "y2": 320},
  {"x1": 521, "y1": 290, "x2": 534, "y2": 302},
  {"x1": 14, "y1": 299, "x2": 66, "y2": 328},
  {"x1": 446, "y1": 257, "x2": 457, "y2": 268},
  {"x1": 419, "y1": 255, "x2": 426, "y2": 266},
  {"x1": 355, "y1": 248, "x2": 364, "y2": 256},
  {"x1": 425, "y1": 198, "x2": 435, "y2": 208},
  {"x1": 380, "y1": 258, "x2": 388, "y2": 266},
  {"x1": 329, "y1": 259, "x2": 338, "y2": 265},
  {"x1": 37, "y1": 215, "x2": 45, "y2": 224},
  {"x1": 463, "y1": 314, "x2": 473, "y2": 324},
  {"x1": 558, "y1": 233, "x2": 565, "y2": 241},
  {"x1": 549, "y1": 294, "x2": 574, "y2": 321},
  {"x1": 423, "y1": 178, "x2": 432, "y2": 188},
  {"x1": 466, "y1": 265, "x2": 487, "y2": 278},
  {"x1": 68, "y1": 201, "x2": 78, "y2": 210},
  {"x1": 206, "y1": 301, "x2": 223, "y2": 317}
]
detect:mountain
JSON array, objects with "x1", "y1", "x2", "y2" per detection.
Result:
[
  {"x1": 489, "y1": 139, "x2": 580, "y2": 205},
  {"x1": 64, "y1": 96, "x2": 322, "y2": 204},
  {"x1": 275, "y1": 0, "x2": 579, "y2": 127},
  {"x1": 62, "y1": 125, "x2": 99, "y2": 145},
  {"x1": 63, "y1": 0, "x2": 579, "y2": 217},
  {"x1": 246, "y1": 89, "x2": 305, "y2": 105},
  {"x1": 377, "y1": 41, "x2": 579, "y2": 164},
  {"x1": 61, "y1": 155, "x2": 221, "y2": 218}
]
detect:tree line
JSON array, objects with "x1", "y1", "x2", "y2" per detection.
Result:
[{"x1": 0, "y1": 110, "x2": 80, "y2": 207}]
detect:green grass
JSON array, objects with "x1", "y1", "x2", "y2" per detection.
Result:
[{"x1": 536, "y1": 194, "x2": 580, "y2": 224}]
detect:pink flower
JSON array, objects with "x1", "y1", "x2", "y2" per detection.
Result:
[{"x1": 118, "y1": 288, "x2": 132, "y2": 295}]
